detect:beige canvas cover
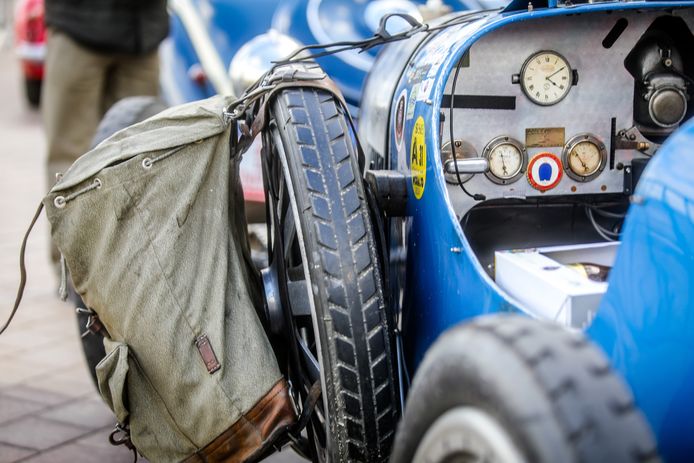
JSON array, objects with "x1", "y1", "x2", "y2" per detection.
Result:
[{"x1": 43, "y1": 95, "x2": 289, "y2": 462}]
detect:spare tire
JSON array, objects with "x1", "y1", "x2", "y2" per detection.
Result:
[
  {"x1": 391, "y1": 314, "x2": 659, "y2": 463},
  {"x1": 91, "y1": 96, "x2": 167, "y2": 149},
  {"x1": 264, "y1": 87, "x2": 400, "y2": 462}
]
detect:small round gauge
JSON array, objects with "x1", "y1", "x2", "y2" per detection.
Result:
[
  {"x1": 562, "y1": 134, "x2": 607, "y2": 182},
  {"x1": 483, "y1": 136, "x2": 527, "y2": 184},
  {"x1": 520, "y1": 50, "x2": 573, "y2": 106}
]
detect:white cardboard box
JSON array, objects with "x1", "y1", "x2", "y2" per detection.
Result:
[{"x1": 494, "y1": 242, "x2": 619, "y2": 329}]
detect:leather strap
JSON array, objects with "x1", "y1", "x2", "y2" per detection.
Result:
[
  {"x1": 0, "y1": 202, "x2": 44, "y2": 336},
  {"x1": 228, "y1": 69, "x2": 350, "y2": 158}
]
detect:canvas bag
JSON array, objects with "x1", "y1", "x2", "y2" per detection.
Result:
[{"x1": 42, "y1": 95, "x2": 295, "y2": 462}]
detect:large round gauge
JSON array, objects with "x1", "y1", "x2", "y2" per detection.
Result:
[
  {"x1": 483, "y1": 136, "x2": 527, "y2": 184},
  {"x1": 562, "y1": 134, "x2": 607, "y2": 182},
  {"x1": 520, "y1": 50, "x2": 573, "y2": 106}
]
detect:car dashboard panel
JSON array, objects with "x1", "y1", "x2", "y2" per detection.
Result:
[{"x1": 441, "y1": 9, "x2": 694, "y2": 214}]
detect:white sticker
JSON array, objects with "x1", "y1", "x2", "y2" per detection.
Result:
[
  {"x1": 418, "y1": 78, "x2": 435, "y2": 101},
  {"x1": 406, "y1": 84, "x2": 419, "y2": 120}
]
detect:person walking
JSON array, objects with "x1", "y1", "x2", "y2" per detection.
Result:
[{"x1": 42, "y1": 0, "x2": 168, "y2": 265}]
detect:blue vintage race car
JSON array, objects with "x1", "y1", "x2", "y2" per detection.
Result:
[
  {"x1": 356, "y1": 1, "x2": 694, "y2": 462},
  {"x1": 90, "y1": 1, "x2": 693, "y2": 462}
]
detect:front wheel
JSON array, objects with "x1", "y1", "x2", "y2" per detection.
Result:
[
  {"x1": 264, "y1": 88, "x2": 399, "y2": 462},
  {"x1": 391, "y1": 314, "x2": 659, "y2": 463}
]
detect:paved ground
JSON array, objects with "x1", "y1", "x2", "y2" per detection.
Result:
[{"x1": 0, "y1": 48, "x2": 302, "y2": 463}]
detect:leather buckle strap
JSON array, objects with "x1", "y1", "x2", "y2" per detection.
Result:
[
  {"x1": 109, "y1": 422, "x2": 138, "y2": 463},
  {"x1": 76, "y1": 307, "x2": 108, "y2": 338}
]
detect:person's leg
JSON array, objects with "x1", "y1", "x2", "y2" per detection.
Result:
[
  {"x1": 43, "y1": 29, "x2": 111, "y2": 188},
  {"x1": 42, "y1": 29, "x2": 110, "y2": 265},
  {"x1": 104, "y1": 50, "x2": 160, "y2": 111}
]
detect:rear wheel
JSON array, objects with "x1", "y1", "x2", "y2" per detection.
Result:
[
  {"x1": 391, "y1": 314, "x2": 659, "y2": 463},
  {"x1": 264, "y1": 88, "x2": 399, "y2": 462}
]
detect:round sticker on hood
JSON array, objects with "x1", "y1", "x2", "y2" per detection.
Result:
[{"x1": 527, "y1": 152, "x2": 563, "y2": 191}]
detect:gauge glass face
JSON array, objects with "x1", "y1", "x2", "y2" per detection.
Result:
[
  {"x1": 488, "y1": 143, "x2": 523, "y2": 180},
  {"x1": 521, "y1": 51, "x2": 572, "y2": 106},
  {"x1": 568, "y1": 141, "x2": 602, "y2": 177}
]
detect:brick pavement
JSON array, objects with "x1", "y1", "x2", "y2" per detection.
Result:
[
  {"x1": 0, "y1": 45, "x2": 135, "y2": 463},
  {"x1": 0, "y1": 49, "x2": 302, "y2": 463}
]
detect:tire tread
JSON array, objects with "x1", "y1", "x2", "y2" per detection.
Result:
[
  {"x1": 473, "y1": 317, "x2": 658, "y2": 462},
  {"x1": 274, "y1": 88, "x2": 398, "y2": 462},
  {"x1": 392, "y1": 315, "x2": 660, "y2": 463}
]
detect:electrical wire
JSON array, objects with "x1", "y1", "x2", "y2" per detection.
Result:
[
  {"x1": 449, "y1": 52, "x2": 486, "y2": 201},
  {"x1": 586, "y1": 207, "x2": 620, "y2": 242},
  {"x1": 668, "y1": 65, "x2": 694, "y2": 87},
  {"x1": 274, "y1": 13, "x2": 429, "y2": 65},
  {"x1": 272, "y1": 9, "x2": 499, "y2": 67},
  {"x1": 587, "y1": 205, "x2": 626, "y2": 219}
]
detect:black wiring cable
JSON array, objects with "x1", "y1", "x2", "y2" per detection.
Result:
[
  {"x1": 274, "y1": 13, "x2": 429, "y2": 65},
  {"x1": 667, "y1": 65, "x2": 694, "y2": 87},
  {"x1": 231, "y1": 9, "x2": 501, "y2": 118},
  {"x1": 587, "y1": 205, "x2": 626, "y2": 219},
  {"x1": 449, "y1": 53, "x2": 486, "y2": 201},
  {"x1": 260, "y1": 7, "x2": 499, "y2": 205},
  {"x1": 586, "y1": 206, "x2": 620, "y2": 242},
  {"x1": 272, "y1": 9, "x2": 500, "y2": 67}
]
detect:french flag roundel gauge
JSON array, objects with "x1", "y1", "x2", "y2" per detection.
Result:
[{"x1": 527, "y1": 152, "x2": 563, "y2": 191}]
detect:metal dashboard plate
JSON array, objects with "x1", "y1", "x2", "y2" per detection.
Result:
[{"x1": 440, "y1": 9, "x2": 694, "y2": 212}]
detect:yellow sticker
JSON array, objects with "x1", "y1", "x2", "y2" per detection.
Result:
[{"x1": 410, "y1": 116, "x2": 426, "y2": 199}]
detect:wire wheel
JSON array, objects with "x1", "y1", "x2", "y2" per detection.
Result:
[{"x1": 262, "y1": 88, "x2": 399, "y2": 462}]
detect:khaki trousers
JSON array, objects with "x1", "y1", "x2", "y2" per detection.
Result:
[{"x1": 43, "y1": 29, "x2": 160, "y2": 264}]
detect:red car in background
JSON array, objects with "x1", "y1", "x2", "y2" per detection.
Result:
[{"x1": 14, "y1": 0, "x2": 45, "y2": 108}]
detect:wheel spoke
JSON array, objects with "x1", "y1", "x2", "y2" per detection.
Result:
[
  {"x1": 283, "y1": 208, "x2": 296, "y2": 259},
  {"x1": 297, "y1": 335, "x2": 320, "y2": 384}
]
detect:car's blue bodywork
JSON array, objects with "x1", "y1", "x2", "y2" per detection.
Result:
[
  {"x1": 589, "y1": 119, "x2": 694, "y2": 460},
  {"x1": 378, "y1": 2, "x2": 692, "y2": 460}
]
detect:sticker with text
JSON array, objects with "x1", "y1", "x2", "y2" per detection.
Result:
[{"x1": 410, "y1": 116, "x2": 427, "y2": 199}]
